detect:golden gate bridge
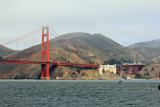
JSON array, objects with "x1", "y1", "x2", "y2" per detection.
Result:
[{"x1": 0, "y1": 26, "x2": 144, "y2": 79}]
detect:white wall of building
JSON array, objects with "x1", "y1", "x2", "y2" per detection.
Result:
[{"x1": 99, "y1": 64, "x2": 117, "y2": 74}]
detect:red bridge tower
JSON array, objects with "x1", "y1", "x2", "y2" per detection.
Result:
[{"x1": 41, "y1": 26, "x2": 50, "y2": 80}]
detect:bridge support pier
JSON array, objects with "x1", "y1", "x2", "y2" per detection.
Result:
[
  {"x1": 134, "y1": 67, "x2": 139, "y2": 75},
  {"x1": 41, "y1": 64, "x2": 50, "y2": 80},
  {"x1": 41, "y1": 64, "x2": 45, "y2": 79},
  {"x1": 125, "y1": 67, "x2": 132, "y2": 77}
]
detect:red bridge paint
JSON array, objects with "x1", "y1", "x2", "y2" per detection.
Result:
[{"x1": 41, "y1": 26, "x2": 50, "y2": 79}]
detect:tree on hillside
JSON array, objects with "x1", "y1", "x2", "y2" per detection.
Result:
[
  {"x1": 103, "y1": 59, "x2": 122, "y2": 65},
  {"x1": 0, "y1": 56, "x2": 3, "y2": 59},
  {"x1": 120, "y1": 58, "x2": 133, "y2": 63},
  {"x1": 102, "y1": 69, "x2": 105, "y2": 73},
  {"x1": 144, "y1": 69, "x2": 148, "y2": 71},
  {"x1": 135, "y1": 74, "x2": 142, "y2": 79},
  {"x1": 76, "y1": 68, "x2": 81, "y2": 74},
  {"x1": 151, "y1": 68, "x2": 154, "y2": 71},
  {"x1": 144, "y1": 72, "x2": 150, "y2": 76}
]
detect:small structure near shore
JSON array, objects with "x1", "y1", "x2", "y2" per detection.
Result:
[{"x1": 99, "y1": 64, "x2": 117, "y2": 74}]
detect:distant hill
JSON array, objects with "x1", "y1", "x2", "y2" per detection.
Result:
[
  {"x1": 128, "y1": 39, "x2": 160, "y2": 63},
  {"x1": 130, "y1": 47, "x2": 160, "y2": 63},
  {"x1": 0, "y1": 44, "x2": 16, "y2": 57},
  {"x1": 128, "y1": 39, "x2": 160, "y2": 48}
]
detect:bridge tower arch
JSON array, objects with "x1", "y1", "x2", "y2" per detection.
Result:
[{"x1": 41, "y1": 26, "x2": 50, "y2": 80}]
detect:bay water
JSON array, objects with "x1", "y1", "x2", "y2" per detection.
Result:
[{"x1": 0, "y1": 80, "x2": 160, "y2": 107}]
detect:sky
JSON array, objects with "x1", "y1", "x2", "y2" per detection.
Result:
[{"x1": 0, "y1": 0, "x2": 160, "y2": 46}]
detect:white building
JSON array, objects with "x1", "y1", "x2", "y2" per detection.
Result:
[{"x1": 99, "y1": 64, "x2": 117, "y2": 74}]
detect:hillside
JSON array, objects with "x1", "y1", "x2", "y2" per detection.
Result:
[
  {"x1": 50, "y1": 32, "x2": 132, "y2": 62},
  {"x1": 130, "y1": 47, "x2": 160, "y2": 63},
  {"x1": 136, "y1": 64, "x2": 160, "y2": 79},
  {"x1": 0, "y1": 44, "x2": 16, "y2": 57},
  {"x1": 128, "y1": 39, "x2": 160, "y2": 63},
  {"x1": 0, "y1": 32, "x2": 128, "y2": 79},
  {"x1": 128, "y1": 39, "x2": 160, "y2": 48}
]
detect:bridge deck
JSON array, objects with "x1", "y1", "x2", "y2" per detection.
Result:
[
  {"x1": 0, "y1": 59, "x2": 100, "y2": 68},
  {"x1": 117, "y1": 64, "x2": 145, "y2": 67}
]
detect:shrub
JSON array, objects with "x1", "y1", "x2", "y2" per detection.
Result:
[
  {"x1": 102, "y1": 69, "x2": 105, "y2": 73},
  {"x1": 144, "y1": 73, "x2": 150, "y2": 76},
  {"x1": 151, "y1": 68, "x2": 154, "y2": 71},
  {"x1": 144, "y1": 69, "x2": 148, "y2": 71},
  {"x1": 103, "y1": 59, "x2": 122, "y2": 65},
  {"x1": 76, "y1": 68, "x2": 81, "y2": 74},
  {"x1": 73, "y1": 72, "x2": 76, "y2": 75},
  {"x1": 82, "y1": 72, "x2": 88, "y2": 76},
  {"x1": 135, "y1": 74, "x2": 141, "y2": 78},
  {"x1": 70, "y1": 74, "x2": 74, "y2": 78}
]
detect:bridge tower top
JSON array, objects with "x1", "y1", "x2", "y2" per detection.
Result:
[{"x1": 41, "y1": 26, "x2": 49, "y2": 62}]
